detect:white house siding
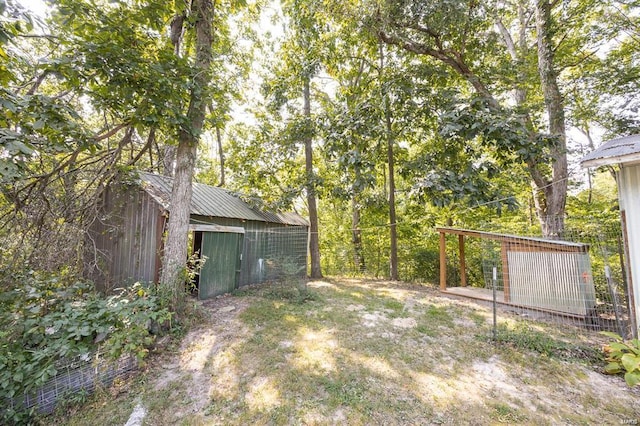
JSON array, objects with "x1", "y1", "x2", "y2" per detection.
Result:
[{"x1": 618, "y1": 163, "x2": 640, "y2": 335}]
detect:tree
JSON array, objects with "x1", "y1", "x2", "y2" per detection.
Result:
[
  {"x1": 0, "y1": 0, "x2": 253, "y2": 310},
  {"x1": 318, "y1": 2, "x2": 409, "y2": 279},
  {"x1": 320, "y1": 24, "x2": 379, "y2": 274},
  {"x1": 260, "y1": 0, "x2": 326, "y2": 278},
  {"x1": 1, "y1": 0, "x2": 184, "y2": 275},
  {"x1": 374, "y1": 0, "x2": 572, "y2": 237},
  {"x1": 379, "y1": 42, "x2": 399, "y2": 279},
  {"x1": 159, "y1": 0, "x2": 215, "y2": 309}
]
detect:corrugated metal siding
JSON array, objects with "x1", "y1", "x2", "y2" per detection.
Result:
[
  {"x1": 199, "y1": 231, "x2": 243, "y2": 299},
  {"x1": 86, "y1": 173, "x2": 309, "y2": 293},
  {"x1": 240, "y1": 228, "x2": 269, "y2": 285},
  {"x1": 619, "y1": 164, "x2": 640, "y2": 331},
  {"x1": 87, "y1": 185, "x2": 162, "y2": 291},
  {"x1": 507, "y1": 251, "x2": 596, "y2": 315},
  {"x1": 240, "y1": 221, "x2": 271, "y2": 286},
  {"x1": 581, "y1": 134, "x2": 640, "y2": 166},
  {"x1": 191, "y1": 218, "x2": 308, "y2": 287}
]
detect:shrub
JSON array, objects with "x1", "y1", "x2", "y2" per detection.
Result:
[
  {"x1": 0, "y1": 270, "x2": 171, "y2": 423},
  {"x1": 601, "y1": 331, "x2": 640, "y2": 387}
]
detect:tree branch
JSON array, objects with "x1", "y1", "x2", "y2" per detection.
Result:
[
  {"x1": 26, "y1": 70, "x2": 51, "y2": 95},
  {"x1": 495, "y1": 19, "x2": 518, "y2": 60},
  {"x1": 94, "y1": 123, "x2": 130, "y2": 142},
  {"x1": 127, "y1": 127, "x2": 156, "y2": 167},
  {"x1": 378, "y1": 29, "x2": 500, "y2": 108}
]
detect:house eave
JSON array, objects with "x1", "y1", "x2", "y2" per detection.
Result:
[{"x1": 581, "y1": 152, "x2": 640, "y2": 169}]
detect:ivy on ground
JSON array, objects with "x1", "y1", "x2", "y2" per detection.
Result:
[{"x1": 0, "y1": 270, "x2": 171, "y2": 423}]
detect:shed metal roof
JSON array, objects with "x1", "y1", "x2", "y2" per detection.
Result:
[
  {"x1": 580, "y1": 134, "x2": 640, "y2": 168},
  {"x1": 138, "y1": 172, "x2": 308, "y2": 226},
  {"x1": 436, "y1": 227, "x2": 589, "y2": 251}
]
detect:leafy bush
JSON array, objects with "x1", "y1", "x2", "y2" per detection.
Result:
[
  {"x1": 0, "y1": 270, "x2": 171, "y2": 423},
  {"x1": 602, "y1": 331, "x2": 640, "y2": 387}
]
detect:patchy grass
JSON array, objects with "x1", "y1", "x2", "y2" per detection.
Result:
[{"x1": 47, "y1": 278, "x2": 640, "y2": 425}]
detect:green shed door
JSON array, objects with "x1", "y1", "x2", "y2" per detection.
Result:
[{"x1": 198, "y1": 231, "x2": 244, "y2": 299}]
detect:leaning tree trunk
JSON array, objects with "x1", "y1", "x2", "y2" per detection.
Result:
[
  {"x1": 304, "y1": 76, "x2": 323, "y2": 279},
  {"x1": 160, "y1": 0, "x2": 214, "y2": 310},
  {"x1": 534, "y1": 0, "x2": 567, "y2": 239}
]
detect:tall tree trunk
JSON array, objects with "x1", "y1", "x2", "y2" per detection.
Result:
[
  {"x1": 163, "y1": 9, "x2": 186, "y2": 178},
  {"x1": 386, "y1": 101, "x2": 398, "y2": 280},
  {"x1": 380, "y1": 42, "x2": 398, "y2": 280},
  {"x1": 535, "y1": 0, "x2": 567, "y2": 239},
  {"x1": 351, "y1": 194, "x2": 365, "y2": 273},
  {"x1": 216, "y1": 126, "x2": 225, "y2": 187},
  {"x1": 160, "y1": 0, "x2": 214, "y2": 310},
  {"x1": 304, "y1": 77, "x2": 322, "y2": 278},
  {"x1": 496, "y1": 1, "x2": 567, "y2": 238}
]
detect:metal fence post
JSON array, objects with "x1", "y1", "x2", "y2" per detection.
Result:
[{"x1": 493, "y1": 266, "x2": 497, "y2": 342}]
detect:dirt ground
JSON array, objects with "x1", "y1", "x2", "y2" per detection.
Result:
[{"x1": 67, "y1": 278, "x2": 640, "y2": 425}]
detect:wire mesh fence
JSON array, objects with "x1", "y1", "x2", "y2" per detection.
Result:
[
  {"x1": 3, "y1": 351, "x2": 137, "y2": 416},
  {"x1": 240, "y1": 226, "x2": 309, "y2": 285},
  {"x1": 438, "y1": 223, "x2": 632, "y2": 338},
  {"x1": 320, "y1": 216, "x2": 633, "y2": 338}
]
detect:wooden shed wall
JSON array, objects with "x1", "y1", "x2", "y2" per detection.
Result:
[{"x1": 87, "y1": 185, "x2": 164, "y2": 292}]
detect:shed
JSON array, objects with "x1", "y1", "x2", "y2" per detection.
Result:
[
  {"x1": 86, "y1": 172, "x2": 309, "y2": 298},
  {"x1": 437, "y1": 227, "x2": 596, "y2": 317},
  {"x1": 581, "y1": 134, "x2": 640, "y2": 337}
]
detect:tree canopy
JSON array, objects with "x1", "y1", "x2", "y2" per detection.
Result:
[{"x1": 1, "y1": 0, "x2": 637, "y2": 284}]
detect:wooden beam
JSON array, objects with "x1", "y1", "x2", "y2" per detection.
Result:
[
  {"x1": 435, "y1": 226, "x2": 588, "y2": 253},
  {"x1": 500, "y1": 241, "x2": 511, "y2": 302},
  {"x1": 440, "y1": 231, "x2": 447, "y2": 290},
  {"x1": 459, "y1": 234, "x2": 467, "y2": 287},
  {"x1": 188, "y1": 224, "x2": 245, "y2": 234}
]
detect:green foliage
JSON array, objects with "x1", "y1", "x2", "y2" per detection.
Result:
[
  {"x1": 494, "y1": 322, "x2": 602, "y2": 363},
  {"x1": 0, "y1": 271, "x2": 171, "y2": 423},
  {"x1": 601, "y1": 332, "x2": 640, "y2": 387},
  {"x1": 270, "y1": 255, "x2": 310, "y2": 301}
]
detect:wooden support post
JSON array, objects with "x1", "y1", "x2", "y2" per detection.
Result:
[
  {"x1": 500, "y1": 241, "x2": 511, "y2": 302},
  {"x1": 459, "y1": 234, "x2": 467, "y2": 287},
  {"x1": 440, "y1": 231, "x2": 447, "y2": 291}
]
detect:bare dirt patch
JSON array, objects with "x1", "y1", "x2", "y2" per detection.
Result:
[
  {"x1": 147, "y1": 293, "x2": 255, "y2": 420},
  {"x1": 61, "y1": 278, "x2": 640, "y2": 425}
]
